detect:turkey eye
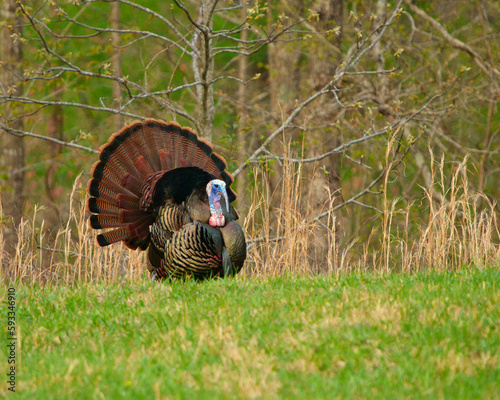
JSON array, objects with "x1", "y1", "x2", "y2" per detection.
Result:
[{"x1": 214, "y1": 184, "x2": 219, "y2": 189}]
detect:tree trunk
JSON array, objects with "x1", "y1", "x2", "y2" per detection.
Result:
[
  {"x1": 373, "y1": 0, "x2": 391, "y2": 116},
  {"x1": 111, "y1": 1, "x2": 124, "y2": 130},
  {"x1": 235, "y1": 3, "x2": 249, "y2": 209},
  {"x1": 44, "y1": 98, "x2": 64, "y2": 227},
  {"x1": 0, "y1": 0, "x2": 25, "y2": 254},
  {"x1": 314, "y1": 0, "x2": 343, "y2": 197},
  {"x1": 193, "y1": 0, "x2": 217, "y2": 141}
]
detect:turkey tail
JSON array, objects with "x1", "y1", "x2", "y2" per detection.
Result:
[{"x1": 87, "y1": 119, "x2": 235, "y2": 250}]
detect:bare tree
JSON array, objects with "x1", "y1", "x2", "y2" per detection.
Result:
[{"x1": 1, "y1": 0, "x2": 25, "y2": 253}]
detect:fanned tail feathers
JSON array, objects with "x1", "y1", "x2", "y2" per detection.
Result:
[{"x1": 87, "y1": 119, "x2": 235, "y2": 250}]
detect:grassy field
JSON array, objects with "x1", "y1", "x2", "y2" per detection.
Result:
[{"x1": 2, "y1": 266, "x2": 499, "y2": 399}]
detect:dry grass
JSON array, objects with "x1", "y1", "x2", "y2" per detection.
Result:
[
  {"x1": 0, "y1": 175, "x2": 147, "y2": 285},
  {"x1": 381, "y1": 155, "x2": 500, "y2": 273},
  {"x1": 245, "y1": 151, "x2": 499, "y2": 277},
  {"x1": 1, "y1": 151, "x2": 499, "y2": 285}
]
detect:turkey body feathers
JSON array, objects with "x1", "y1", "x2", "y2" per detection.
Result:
[{"x1": 87, "y1": 119, "x2": 246, "y2": 280}]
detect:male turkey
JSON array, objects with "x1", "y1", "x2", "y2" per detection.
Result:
[{"x1": 86, "y1": 119, "x2": 246, "y2": 280}]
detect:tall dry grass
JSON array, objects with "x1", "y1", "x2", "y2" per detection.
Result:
[
  {"x1": 0, "y1": 175, "x2": 146, "y2": 285},
  {"x1": 390, "y1": 155, "x2": 500, "y2": 273},
  {"x1": 243, "y1": 147, "x2": 499, "y2": 276},
  {"x1": 1, "y1": 152, "x2": 498, "y2": 285},
  {"x1": 243, "y1": 154, "x2": 347, "y2": 277}
]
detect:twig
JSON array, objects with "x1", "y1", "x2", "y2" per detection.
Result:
[
  {"x1": 37, "y1": 246, "x2": 90, "y2": 259},
  {"x1": 246, "y1": 235, "x2": 285, "y2": 251},
  {"x1": 349, "y1": 200, "x2": 383, "y2": 214},
  {"x1": 344, "y1": 154, "x2": 373, "y2": 170},
  {"x1": 0, "y1": 123, "x2": 98, "y2": 154}
]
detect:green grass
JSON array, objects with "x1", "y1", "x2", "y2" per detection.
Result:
[{"x1": 3, "y1": 267, "x2": 499, "y2": 399}]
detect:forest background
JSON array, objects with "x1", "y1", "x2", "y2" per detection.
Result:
[{"x1": 1, "y1": 0, "x2": 499, "y2": 281}]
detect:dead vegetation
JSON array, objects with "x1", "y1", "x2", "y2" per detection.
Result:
[{"x1": 1, "y1": 145, "x2": 498, "y2": 285}]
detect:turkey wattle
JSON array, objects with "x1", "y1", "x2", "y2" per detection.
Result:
[{"x1": 86, "y1": 119, "x2": 246, "y2": 280}]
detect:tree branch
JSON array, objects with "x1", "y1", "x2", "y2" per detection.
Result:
[
  {"x1": 0, "y1": 123, "x2": 98, "y2": 154},
  {"x1": 404, "y1": 0, "x2": 500, "y2": 81},
  {"x1": 259, "y1": 79, "x2": 456, "y2": 165},
  {"x1": 232, "y1": 0, "x2": 405, "y2": 177}
]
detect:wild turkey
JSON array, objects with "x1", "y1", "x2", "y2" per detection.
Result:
[{"x1": 86, "y1": 119, "x2": 246, "y2": 280}]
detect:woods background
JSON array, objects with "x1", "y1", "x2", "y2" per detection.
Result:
[{"x1": 1, "y1": 0, "x2": 498, "y2": 278}]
